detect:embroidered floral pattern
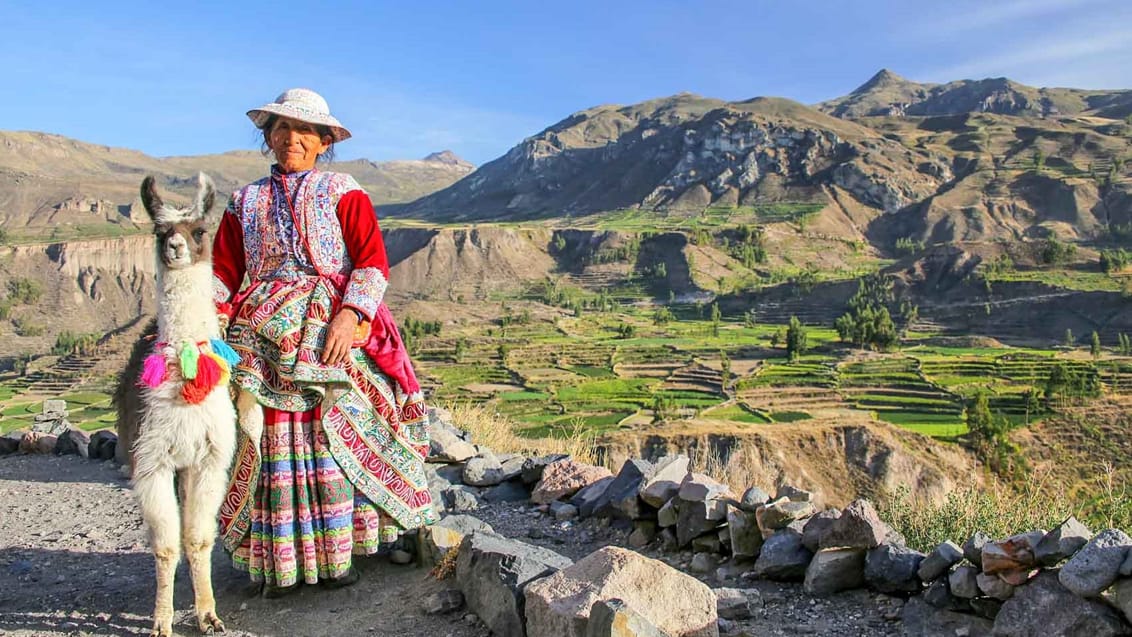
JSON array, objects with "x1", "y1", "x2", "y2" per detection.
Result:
[{"x1": 342, "y1": 267, "x2": 388, "y2": 319}]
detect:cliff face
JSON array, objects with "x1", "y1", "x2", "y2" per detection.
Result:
[{"x1": 1, "y1": 235, "x2": 155, "y2": 360}]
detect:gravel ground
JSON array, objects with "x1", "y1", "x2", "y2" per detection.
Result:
[{"x1": 0, "y1": 454, "x2": 959, "y2": 637}]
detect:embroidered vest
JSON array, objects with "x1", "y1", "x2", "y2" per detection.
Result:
[{"x1": 229, "y1": 170, "x2": 362, "y2": 281}]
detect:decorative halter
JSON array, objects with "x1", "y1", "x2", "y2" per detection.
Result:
[{"x1": 140, "y1": 338, "x2": 241, "y2": 404}]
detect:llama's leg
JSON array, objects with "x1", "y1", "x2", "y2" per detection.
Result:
[
  {"x1": 236, "y1": 390, "x2": 263, "y2": 445},
  {"x1": 134, "y1": 467, "x2": 181, "y2": 637},
  {"x1": 181, "y1": 459, "x2": 229, "y2": 634}
]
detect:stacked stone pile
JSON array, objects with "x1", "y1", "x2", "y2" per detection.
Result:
[
  {"x1": 0, "y1": 399, "x2": 114, "y2": 461},
  {"x1": 5, "y1": 403, "x2": 1132, "y2": 636}
]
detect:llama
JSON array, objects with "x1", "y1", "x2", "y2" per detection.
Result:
[{"x1": 126, "y1": 173, "x2": 237, "y2": 636}]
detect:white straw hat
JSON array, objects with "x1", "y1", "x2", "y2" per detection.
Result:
[{"x1": 246, "y1": 88, "x2": 352, "y2": 142}]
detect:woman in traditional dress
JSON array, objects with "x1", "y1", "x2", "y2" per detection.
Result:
[{"x1": 212, "y1": 88, "x2": 438, "y2": 597}]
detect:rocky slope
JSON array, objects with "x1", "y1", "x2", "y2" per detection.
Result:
[{"x1": 818, "y1": 69, "x2": 1132, "y2": 119}]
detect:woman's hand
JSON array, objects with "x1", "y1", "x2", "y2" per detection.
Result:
[{"x1": 322, "y1": 309, "x2": 360, "y2": 366}]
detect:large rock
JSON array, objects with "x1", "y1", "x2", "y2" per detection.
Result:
[
  {"x1": 417, "y1": 515, "x2": 494, "y2": 567},
  {"x1": 427, "y1": 426, "x2": 477, "y2": 463},
  {"x1": 532, "y1": 460, "x2": 613, "y2": 504},
  {"x1": 801, "y1": 509, "x2": 841, "y2": 552},
  {"x1": 524, "y1": 546, "x2": 718, "y2": 637},
  {"x1": 982, "y1": 531, "x2": 1044, "y2": 577},
  {"x1": 803, "y1": 548, "x2": 866, "y2": 597},
  {"x1": 676, "y1": 497, "x2": 729, "y2": 548},
  {"x1": 963, "y1": 531, "x2": 991, "y2": 569},
  {"x1": 595, "y1": 459, "x2": 654, "y2": 520},
  {"x1": 585, "y1": 598, "x2": 668, "y2": 637},
  {"x1": 1058, "y1": 528, "x2": 1132, "y2": 598},
  {"x1": 484, "y1": 481, "x2": 530, "y2": 503},
  {"x1": 1036, "y1": 517, "x2": 1093, "y2": 567},
  {"x1": 638, "y1": 455, "x2": 689, "y2": 508},
  {"x1": 755, "y1": 497, "x2": 816, "y2": 539},
  {"x1": 865, "y1": 542, "x2": 925, "y2": 594},
  {"x1": 521, "y1": 454, "x2": 569, "y2": 485},
  {"x1": 89, "y1": 431, "x2": 117, "y2": 461},
  {"x1": 918, "y1": 541, "x2": 963, "y2": 583},
  {"x1": 714, "y1": 588, "x2": 758, "y2": 620},
  {"x1": 775, "y1": 484, "x2": 816, "y2": 504},
  {"x1": 678, "y1": 472, "x2": 731, "y2": 502},
  {"x1": 819, "y1": 499, "x2": 885, "y2": 550},
  {"x1": 456, "y1": 532, "x2": 572, "y2": 637},
  {"x1": 463, "y1": 451, "x2": 505, "y2": 487},
  {"x1": 948, "y1": 564, "x2": 979, "y2": 599},
  {"x1": 737, "y1": 486, "x2": 771, "y2": 512},
  {"x1": 54, "y1": 429, "x2": 91, "y2": 458},
  {"x1": 976, "y1": 572, "x2": 1015, "y2": 601},
  {"x1": 994, "y1": 571, "x2": 1129, "y2": 637},
  {"x1": 0, "y1": 431, "x2": 23, "y2": 455},
  {"x1": 727, "y1": 507, "x2": 763, "y2": 559},
  {"x1": 571, "y1": 476, "x2": 615, "y2": 518},
  {"x1": 1122, "y1": 550, "x2": 1132, "y2": 577},
  {"x1": 751, "y1": 527, "x2": 813, "y2": 582}
]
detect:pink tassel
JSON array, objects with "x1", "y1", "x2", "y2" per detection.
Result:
[{"x1": 140, "y1": 353, "x2": 168, "y2": 388}]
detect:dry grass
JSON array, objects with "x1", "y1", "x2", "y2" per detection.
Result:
[
  {"x1": 428, "y1": 548, "x2": 459, "y2": 581},
  {"x1": 684, "y1": 442, "x2": 771, "y2": 498},
  {"x1": 444, "y1": 400, "x2": 600, "y2": 466}
]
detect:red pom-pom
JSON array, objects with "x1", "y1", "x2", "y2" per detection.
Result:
[{"x1": 181, "y1": 352, "x2": 222, "y2": 404}]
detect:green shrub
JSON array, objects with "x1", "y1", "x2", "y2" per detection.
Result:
[{"x1": 7, "y1": 278, "x2": 43, "y2": 304}]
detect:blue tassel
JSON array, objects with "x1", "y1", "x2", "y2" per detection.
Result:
[{"x1": 210, "y1": 338, "x2": 241, "y2": 368}]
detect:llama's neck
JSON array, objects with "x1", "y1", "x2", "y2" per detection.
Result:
[{"x1": 156, "y1": 262, "x2": 220, "y2": 346}]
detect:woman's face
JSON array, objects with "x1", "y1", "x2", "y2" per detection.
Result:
[{"x1": 268, "y1": 117, "x2": 331, "y2": 173}]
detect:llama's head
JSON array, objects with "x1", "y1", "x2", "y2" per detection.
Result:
[{"x1": 140, "y1": 173, "x2": 217, "y2": 270}]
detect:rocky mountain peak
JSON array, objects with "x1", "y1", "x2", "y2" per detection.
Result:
[
  {"x1": 855, "y1": 68, "x2": 910, "y2": 92},
  {"x1": 423, "y1": 150, "x2": 472, "y2": 168}
]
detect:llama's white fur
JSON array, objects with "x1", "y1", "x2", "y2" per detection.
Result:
[{"x1": 132, "y1": 173, "x2": 236, "y2": 637}]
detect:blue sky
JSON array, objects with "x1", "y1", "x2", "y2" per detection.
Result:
[{"x1": 2, "y1": 0, "x2": 1130, "y2": 165}]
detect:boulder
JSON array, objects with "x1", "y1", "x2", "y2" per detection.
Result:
[
  {"x1": 714, "y1": 588, "x2": 758, "y2": 620},
  {"x1": 948, "y1": 564, "x2": 979, "y2": 599},
  {"x1": 456, "y1": 532, "x2": 572, "y2": 637},
  {"x1": 727, "y1": 508, "x2": 763, "y2": 559},
  {"x1": 917, "y1": 541, "x2": 963, "y2": 583},
  {"x1": 637, "y1": 455, "x2": 689, "y2": 508},
  {"x1": 864, "y1": 542, "x2": 925, "y2": 594},
  {"x1": 676, "y1": 497, "x2": 728, "y2": 547},
  {"x1": 463, "y1": 451, "x2": 505, "y2": 487},
  {"x1": 521, "y1": 454, "x2": 569, "y2": 485},
  {"x1": 428, "y1": 426, "x2": 477, "y2": 463},
  {"x1": 801, "y1": 509, "x2": 841, "y2": 552},
  {"x1": 818, "y1": 499, "x2": 886, "y2": 550},
  {"x1": 524, "y1": 546, "x2": 718, "y2": 637},
  {"x1": 551, "y1": 502, "x2": 579, "y2": 521},
  {"x1": 751, "y1": 527, "x2": 813, "y2": 581},
  {"x1": 422, "y1": 589, "x2": 465, "y2": 614},
  {"x1": 500, "y1": 455, "x2": 527, "y2": 481},
  {"x1": 533, "y1": 460, "x2": 613, "y2": 504},
  {"x1": 962, "y1": 531, "x2": 990, "y2": 569},
  {"x1": 690, "y1": 552, "x2": 720, "y2": 574},
  {"x1": 441, "y1": 486, "x2": 480, "y2": 512},
  {"x1": 595, "y1": 459, "x2": 654, "y2": 520},
  {"x1": 1122, "y1": 550, "x2": 1132, "y2": 577},
  {"x1": 89, "y1": 431, "x2": 117, "y2": 461},
  {"x1": 678, "y1": 473, "x2": 731, "y2": 502},
  {"x1": 0, "y1": 431, "x2": 24, "y2": 455},
  {"x1": 1058, "y1": 528, "x2": 1132, "y2": 598},
  {"x1": 417, "y1": 515, "x2": 495, "y2": 567},
  {"x1": 1035, "y1": 517, "x2": 1093, "y2": 567},
  {"x1": 34, "y1": 434, "x2": 59, "y2": 455},
  {"x1": 981, "y1": 530, "x2": 1044, "y2": 577},
  {"x1": 975, "y1": 572, "x2": 1015, "y2": 601},
  {"x1": 994, "y1": 571, "x2": 1129, "y2": 637},
  {"x1": 571, "y1": 476, "x2": 616, "y2": 518},
  {"x1": 803, "y1": 548, "x2": 866, "y2": 597},
  {"x1": 657, "y1": 499, "x2": 679, "y2": 528},
  {"x1": 585, "y1": 598, "x2": 668, "y2": 637},
  {"x1": 755, "y1": 497, "x2": 815, "y2": 539},
  {"x1": 737, "y1": 486, "x2": 771, "y2": 512},
  {"x1": 628, "y1": 521, "x2": 658, "y2": 548},
  {"x1": 774, "y1": 484, "x2": 815, "y2": 504},
  {"x1": 54, "y1": 429, "x2": 91, "y2": 458}
]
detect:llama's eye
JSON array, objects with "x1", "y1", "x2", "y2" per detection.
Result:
[{"x1": 192, "y1": 228, "x2": 206, "y2": 242}]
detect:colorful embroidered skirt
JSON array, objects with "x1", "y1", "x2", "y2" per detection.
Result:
[
  {"x1": 231, "y1": 406, "x2": 399, "y2": 586},
  {"x1": 218, "y1": 276, "x2": 438, "y2": 565}
]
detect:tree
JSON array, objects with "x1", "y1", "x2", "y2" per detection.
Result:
[
  {"x1": 1091, "y1": 331, "x2": 1102, "y2": 358},
  {"x1": 710, "y1": 302, "x2": 721, "y2": 337},
  {"x1": 653, "y1": 307, "x2": 674, "y2": 325},
  {"x1": 453, "y1": 338, "x2": 468, "y2": 363},
  {"x1": 1065, "y1": 328, "x2": 1075, "y2": 349},
  {"x1": 719, "y1": 350, "x2": 732, "y2": 393},
  {"x1": 786, "y1": 316, "x2": 807, "y2": 362}
]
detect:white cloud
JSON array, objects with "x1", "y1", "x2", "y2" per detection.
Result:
[{"x1": 922, "y1": 27, "x2": 1132, "y2": 85}]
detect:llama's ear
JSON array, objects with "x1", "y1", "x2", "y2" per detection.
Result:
[
  {"x1": 140, "y1": 176, "x2": 163, "y2": 222},
  {"x1": 195, "y1": 172, "x2": 217, "y2": 222}
]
